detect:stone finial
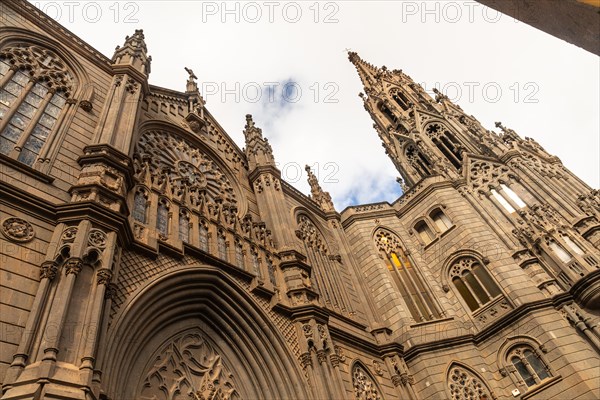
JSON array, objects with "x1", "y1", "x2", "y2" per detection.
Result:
[
  {"x1": 185, "y1": 67, "x2": 198, "y2": 93},
  {"x1": 305, "y1": 165, "x2": 335, "y2": 212},
  {"x1": 112, "y1": 29, "x2": 151, "y2": 75},
  {"x1": 243, "y1": 115, "x2": 275, "y2": 169},
  {"x1": 495, "y1": 121, "x2": 519, "y2": 140},
  {"x1": 244, "y1": 114, "x2": 263, "y2": 141}
]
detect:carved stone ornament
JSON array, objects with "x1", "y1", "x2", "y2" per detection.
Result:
[
  {"x1": 133, "y1": 130, "x2": 238, "y2": 210},
  {"x1": 317, "y1": 349, "x2": 327, "y2": 364},
  {"x1": 105, "y1": 283, "x2": 118, "y2": 300},
  {"x1": 373, "y1": 360, "x2": 384, "y2": 376},
  {"x1": 64, "y1": 258, "x2": 83, "y2": 276},
  {"x1": 1, "y1": 217, "x2": 35, "y2": 243},
  {"x1": 139, "y1": 331, "x2": 239, "y2": 400},
  {"x1": 447, "y1": 365, "x2": 493, "y2": 400},
  {"x1": 96, "y1": 268, "x2": 113, "y2": 285},
  {"x1": 334, "y1": 345, "x2": 347, "y2": 363},
  {"x1": 61, "y1": 227, "x2": 78, "y2": 244},
  {"x1": 352, "y1": 364, "x2": 382, "y2": 400},
  {"x1": 40, "y1": 261, "x2": 58, "y2": 280},
  {"x1": 88, "y1": 228, "x2": 107, "y2": 249}
]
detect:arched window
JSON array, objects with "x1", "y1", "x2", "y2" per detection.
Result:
[
  {"x1": 548, "y1": 239, "x2": 572, "y2": 263},
  {"x1": 391, "y1": 90, "x2": 410, "y2": 111},
  {"x1": 251, "y1": 247, "x2": 261, "y2": 277},
  {"x1": 198, "y1": 220, "x2": 209, "y2": 252},
  {"x1": 431, "y1": 209, "x2": 452, "y2": 233},
  {"x1": 296, "y1": 214, "x2": 350, "y2": 313},
  {"x1": 379, "y1": 102, "x2": 397, "y2": 126},
  {"x1": 217, "y1": 230, "x2": 227, "y2": 260},
  {"x1": 156, "y1": 199, "x2": 170, "y2": 239},
  {"x1": 447, "y1": 364, "x2": 494, "y2": 400},
  {"x1": 500, "y1": 184, "x2": 526, "y2": 208},
  {"x1": 561, "y1": 235, "x2": 585, "y2": 256},
  {"x1": 352, "y1": 364, "x2": 383, "y2": 400},
  {"x1": 414, "y1": 221, "x2": 435, "y2": 245},
  {"x1": 508, "y1": 345, "x2": 551, "y2": 388},
  {"x1": 178, "y1": 210, "x2": 190, "y2": 243},
  {"x1": 0, "y1": 45, "x2": 74, "y2": 167},
  {"x1": 490, "y1": 183, "x2": 527, "y2": 214},
  {"x1": 266, "y1": 255, "x2": 277, "y2": 286},
  {"x1": 449, "y1": 257, "x2": 501, "y2": 312},
  {"x1": 133, "y1": 188, "x2": 148, "y2": 224},
  {"x1": 405, "y1": 144, "x2": 431, "y2": 178},
  {"x1": 491, "y1": 188, "x2": 516, "y2": 213},
  {"x1": 376, "y1": 230, "x2": 439, "y2": 321},
  {"x1": 235, "y1": 239, "x2": 245, "y2": 269},
  {"x1": 425, "y1": 123, "x2": 463, "y2": 170}
]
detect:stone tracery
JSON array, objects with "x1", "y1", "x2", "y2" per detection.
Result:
[
  {"x1": 0, "y1": 44, "x2": 75, "y2": 96},
  {"x1": 352, "y1": 364, "x2": 383, "y2": 400},
  {"x1": 139, "y1": 331, "x2": 239, "y2": 400},
  {"x1": 447, "y1": 364, "x2": 494, "y2": 400},
  {"x1": 134, "y1": 129, "x2": 238, "y2": 209}
]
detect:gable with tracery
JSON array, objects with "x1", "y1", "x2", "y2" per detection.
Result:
[{"x1": 464, "y1": 157, "x2": 514, "y2": 191}]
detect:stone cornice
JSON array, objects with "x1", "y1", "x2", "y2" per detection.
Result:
[
  {"x1": 0, "y1": 180, "x2": 57, "y2": 224},
  {"x1": 341, "y1": 175, "x2": 452, "y2": 228},
  {"x1": 402, "y1": 298, "x2": 556, "y2": 362},
  {"x1": 248, "y1": 165, "x2": 282, "y2": 183},
  {"x1": 55, "y1": 201, "x2": 134, "y2": 247}
]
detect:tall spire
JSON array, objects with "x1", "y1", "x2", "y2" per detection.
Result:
[
  {"x1": 347, "y1": 53, "x2": 488, "y2": 187},
  {"x1": 348, "y1": 51, "x2": 382, "y2": 91},
  {"x1": 305, "y1": 165, "x2": 335, "y2": 212},
  {"x1": 112, "y1": 29, "x2": 151, "y2": 76}
]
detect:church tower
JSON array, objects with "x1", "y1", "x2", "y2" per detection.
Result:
[
  {"x1": 1, "y1": 1, "x2": 600, "y2": 398},
  {"x1": 349, "y1": 51, "x2": 600, "y2": 309}
]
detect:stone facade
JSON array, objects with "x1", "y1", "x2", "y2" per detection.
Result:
[{"x1": 0, "y1": 1, "x2": 599, "y2": 399}]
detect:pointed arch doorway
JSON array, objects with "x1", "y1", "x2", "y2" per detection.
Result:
[{"x1": 99, "y1": 264, "x2": 309, "y2": 400}]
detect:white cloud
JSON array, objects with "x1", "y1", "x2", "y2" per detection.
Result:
[{"x1": 29, "y1": 1, "x2": 599, "y2": 209}]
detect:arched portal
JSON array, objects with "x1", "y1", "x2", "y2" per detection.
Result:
[{"x1": 99, "y1": 265, "x2": 309, "y2": 399}]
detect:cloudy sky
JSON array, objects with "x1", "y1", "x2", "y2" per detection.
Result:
[{"x1": 28, "y1": 1, "x2": 599, "y2": 209}]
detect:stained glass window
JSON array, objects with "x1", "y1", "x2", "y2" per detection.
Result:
[
  {"x1": 133, "y1": 190, "x2": 147, "y2": 223},
  {"x1": 179, "y1": 211, "x2": 190, "y2": 243},
  {"x1": 157, "y1": 201, "x2": 169, "y2": 237},
  {"x1": 0, "y1": 46, "x2": 73, "y2": 167},
  {"x1": 199, "y1": 221, "x2": 209, "y2": 251}
]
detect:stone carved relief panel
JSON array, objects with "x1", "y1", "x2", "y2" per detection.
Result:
[
  {"x1": 139, "y1": 331, "x2": 240, "y2": 400},
  {"x1": 1, "y1": 217, "x2": 35, "y2": 242}
]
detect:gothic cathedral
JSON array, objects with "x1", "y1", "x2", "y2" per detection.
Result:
[{"x1": 1, "y1": 1, "x2": 599, "y2": 399}]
